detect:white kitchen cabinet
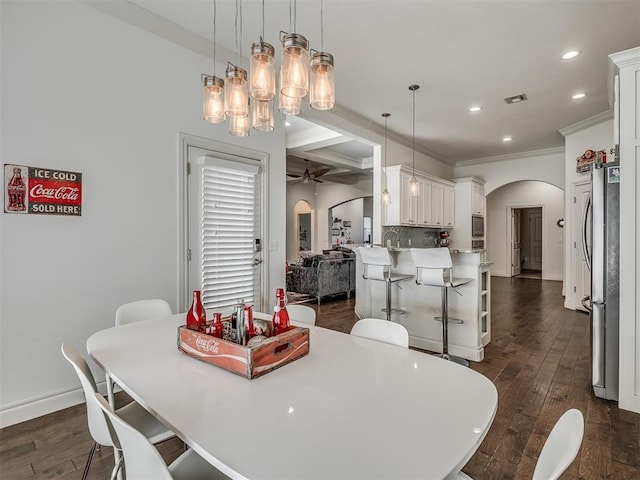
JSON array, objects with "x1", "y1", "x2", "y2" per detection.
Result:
[
  {"x1": 452, "y1": 177, "x2": 486, "y2": 250},
  {"x1": 430, "y1": 183, "x2": 444, "y2": 227},
  {"x1": 383, "y1": 165, "x2": 455, "y2": 228},
  {"x1": 443, "y1": 185, "x2": 455, "y2": 228},
  {"x1": 472, "y1": 183, "x2": 485, "y2": 215}
]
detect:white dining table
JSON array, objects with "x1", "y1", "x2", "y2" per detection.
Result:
[{"x1": 87, "y1": 313, "x2": 497, "y2": 480}]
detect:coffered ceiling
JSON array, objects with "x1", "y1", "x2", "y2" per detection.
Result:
[{"x1": 93, "y1": 0, "x2": 640, "y2": 176}]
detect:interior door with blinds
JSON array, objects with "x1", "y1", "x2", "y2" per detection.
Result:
[{"x1": 188, "y1": 153, "x2": 263, "y2": 311}]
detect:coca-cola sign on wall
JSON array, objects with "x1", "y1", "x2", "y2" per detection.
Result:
[{"x1": 4, "y1": 164, "x2": 82, "y2": 216}]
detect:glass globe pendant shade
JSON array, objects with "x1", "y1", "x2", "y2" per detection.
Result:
[
  {"x1": 202, "y1": 75, "x2": 226, "y2": 124},
  {"x1": 278, "y1": 91, "x2": 302, "y2": 115},
  {"x1": 280, "y1": 32, "x2": 309, "y2": 99},
  {"x1": 224, "y1": 64, "x2": 249, "y2": 118},
  {"x1": 229, "y1": 107, "x2": 250, "y2": 136},
  {"x1": 409, "y1": 176, "x2": 420, "y2": 196},
  {"x1": 249, "y1": 40, "x2": 276, "y2": 101},
  {"x1": 309, "y1": 52, "x2": 335, "y2": 110},
  {"x1": 382, "y1": 188, "x2": 390, "y2": 204},
  {"x1": 252, "y1": 98, "x2": 274, "y2": 132}
]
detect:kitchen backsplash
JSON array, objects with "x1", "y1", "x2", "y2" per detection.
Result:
[{"x1": 381, "y1": 226, "x2": 440, "y2": 248}]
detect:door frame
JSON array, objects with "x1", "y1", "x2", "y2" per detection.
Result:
[
  {"x1": 178, "y1": 133, "x2": 270, "y2": 312},
  {"x1": 506, "y1": 203, "x2": 544, "y2": 278},
  {"x1": 570, "y1": 179, "x2": 591, "y2": 311}
]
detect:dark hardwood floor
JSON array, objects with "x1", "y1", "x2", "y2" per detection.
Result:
[{"x1": 1, "y1": 277, "x2": 639, "y2": 479}]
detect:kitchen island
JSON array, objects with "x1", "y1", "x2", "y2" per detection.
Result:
[{"x1": 354, "y1": 247, "x2": 492, "y2": 361}]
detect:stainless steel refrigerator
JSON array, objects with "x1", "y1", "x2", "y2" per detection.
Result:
[{"x1": 583, "y1": 161, "x2": 620, "y2": 401}]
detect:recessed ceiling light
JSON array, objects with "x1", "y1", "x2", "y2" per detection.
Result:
[
  {"x1": 572, "y1": 92, "x2": 586, "y2": 100},
  {"x1": 469, "y1": 105, "x2": 482, "y2": 112},
  {"x1": 502, "y1": 136, "x2": 513, "y2": 142},
  {"x1": 562, "y1": 50, "x2": 581, "y2": 60},
  {"x1": 284, "y1": 121, "x2": 292, "y2": 127}
]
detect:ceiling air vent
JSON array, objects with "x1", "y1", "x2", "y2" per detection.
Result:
[{"x1": 504, "y1": 93, "x2": 528, "y2": 104}]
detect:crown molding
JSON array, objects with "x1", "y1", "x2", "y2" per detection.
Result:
[
  {"x1": 609, "y1": 46, "x2": 640, "y2": 69},
  {"x1": 558, "y1": 110, "x2": 613, "y2": 137},
  {"x1": 455, "y1": 146, "x2": 565, "y2": 167}
]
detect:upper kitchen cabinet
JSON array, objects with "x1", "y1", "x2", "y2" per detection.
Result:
[
  {"x1": 455, "y1": 177, "x2": 486, "y2": 218},
  {"x1": 382, "y1": 165, "x2": 455, "y2": 228}
]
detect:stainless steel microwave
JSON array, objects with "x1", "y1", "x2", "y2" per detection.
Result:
[{"x1": 472, "y1": 215, "x2": 484, "y2": 237}]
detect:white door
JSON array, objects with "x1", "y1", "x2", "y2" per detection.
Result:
[
  {"x1": 511, "y1": 209, "x2": 521, "y2": 276},
  {"x1": 188, "y1": 147, "x2": 263, "y2": 311},
  {"x1": 573, "y1": 182, "x2": 591, "y2": 311},
  {"x1": 529, "y1": 210, "x2": 543, "y2": 270}
]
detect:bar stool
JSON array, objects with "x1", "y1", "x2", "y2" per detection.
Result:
[
  {"x1": 358, "y1": 246, "x2": 413, "y2": 321},
  {"x1": 410, "y1": 247, "x2": 472, "y2": 366}
]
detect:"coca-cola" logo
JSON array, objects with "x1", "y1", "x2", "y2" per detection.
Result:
[
  {"x1": 195, "y1": 335, "x2": 220, "y2": 353},
  {"x1": 29, "y1": 184, "x2": 79, "y2": 201}
]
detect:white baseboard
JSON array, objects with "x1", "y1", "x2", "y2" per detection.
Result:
[
  {"x1": 490, "y1": 270, "x2": 509, "y2": 277},
  {"x1": 542, "y1": 273, "x2": 563, "y2": 281},
  {"x1": 0, "y1": 380, "x2": 108, "y2": 429}
]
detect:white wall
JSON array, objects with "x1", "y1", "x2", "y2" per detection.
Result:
[
  {"x1": 561, "y1": 117, "x2": 614, "y2": 310},
  {"x1": 331, "y1": 198, "x2": 365, "y2": 245},
  {"x1": 0, "y1": 1, "x2": 286, "y2": 426},
  {"x1": 486, "y1": 181, "x2": 564, "y2": 280}
]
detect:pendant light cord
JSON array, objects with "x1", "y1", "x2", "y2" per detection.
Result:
[
  {"x1": 261, "y1": 0, "x2": 265, "y2": 38},
  {"x1": 384, "y1": 114, "x2": 389, "y2": 188},
  {"x1": 212, "y1": 0, "x2": 217, "y2": 74},
  {"x1": 320, "y1": 0, "x2": 324, "y2": 52},
  {"x1": 412, "y1": 87, "x2": 416, "y2": 176}
]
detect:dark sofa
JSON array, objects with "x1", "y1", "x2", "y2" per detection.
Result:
[{"x1": 286, "y1": 249, "x2": 356, "y2": 305}]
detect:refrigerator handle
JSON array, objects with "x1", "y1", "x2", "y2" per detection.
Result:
[{"x1": 583, "y1": 193, "x2": 591, "y2": 272}]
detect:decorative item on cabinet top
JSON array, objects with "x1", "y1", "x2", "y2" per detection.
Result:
[{"x1": 382, "y1": 165, "x2": 455, "y2": 228}]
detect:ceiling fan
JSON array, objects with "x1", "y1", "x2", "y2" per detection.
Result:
[{"x1": 287, "y1": 159, "x2": 330, "y2": 184}]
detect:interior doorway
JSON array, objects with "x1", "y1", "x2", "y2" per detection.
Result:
[
  {"x1": 510, "y1": 206, "x2": 543, "y2": 279},
  {"x1": 294, "y1": 200, "x2": 313, "y2": 254}
]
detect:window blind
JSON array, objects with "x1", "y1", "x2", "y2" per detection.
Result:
[{"x1": 200, "y1": 160, "x2": 259, "y2": 310}]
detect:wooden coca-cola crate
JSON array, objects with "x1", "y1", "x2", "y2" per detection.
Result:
[{"x1": 177, "y1": 323, "x2": 310, "y2": 379}]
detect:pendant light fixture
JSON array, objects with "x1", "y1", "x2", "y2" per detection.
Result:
[
  {"x1": 280, "y1": 0, "x2": 309, "y2": 99},
  {"x1": 230, "y1": 106, "x2": 251, "y2": 136},
  {"x1": 249, "y1": 0, "x2": 275, "y2": 101},
  {"x1": 225, "y1": 0, "x2": 249, "y2": 119},
  {"x1": 278, "y1": 89, "x2": 302, "y2": 115},
  {"x1": 409, "y1": 84, "x2": 420, "y2": 196},
  {"x1": 381, "y1": 113, "x2": 391, "y2": 204},
  {"x1": 252, "y1": 98, "x2": 274, "y2": 131},
  {"x1": 202, "y1": 0, "x2": 225, "y2": 124},
  {"x1": 309, "y1": 0, "x2": 335, "y2": 110}
]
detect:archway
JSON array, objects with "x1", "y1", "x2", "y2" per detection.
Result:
[{"x1": 486, "y1": 181, "x2": 564, "y2": 283}]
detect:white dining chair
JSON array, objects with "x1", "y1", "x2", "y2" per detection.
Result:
[
  {"x1": 115, "y1": 299, "x2": 172, "y2": 326},
  {"x1": 61, "y1": 343, "x2": 175, "y2": 480},
  {"x1": 286, "y1": 304, "x2": 317, "y2": 326},
  {"x1": 350, "y1": 318, "x2": 409, "y2": 348},
  {"x1": 94, "y1": 392, "x2": 230, "y2": 480},
  {"x1": 457, "y1": 408, "x2": 584, "y2": 480}
]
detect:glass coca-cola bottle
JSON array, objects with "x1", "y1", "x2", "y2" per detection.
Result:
[
  {"x1": 186, "y1": 290, "x2": 206, "y2": 331},
  {"x1": 272, "y1": 289, "x2": 290, "y2": 335},
  {"x1": 244, "y1": 305, "x2": 255, "y2": 338},
  {"x1": 7, "y1": 167, "x2": 26, "y2": 212},
  {"x1": 209, "y1": 312, "x2": 223, "y2": 338}
]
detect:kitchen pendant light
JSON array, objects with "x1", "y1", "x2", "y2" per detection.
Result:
[
  {"x1": 202, "y1": 0, "x2": 225, "y2": 124},
  {"x1": 249, "y1": 1, "x2": 275, "y2": 101},
  {"x1": 381, "y1": 113, "x2": 391, "y2": 204},
  {"x1": 409, "y1": 84, "x2": 420, "y2": 197},
  {"x1": 309, "y1": 0, "x2": 335, "y2": 110}
]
